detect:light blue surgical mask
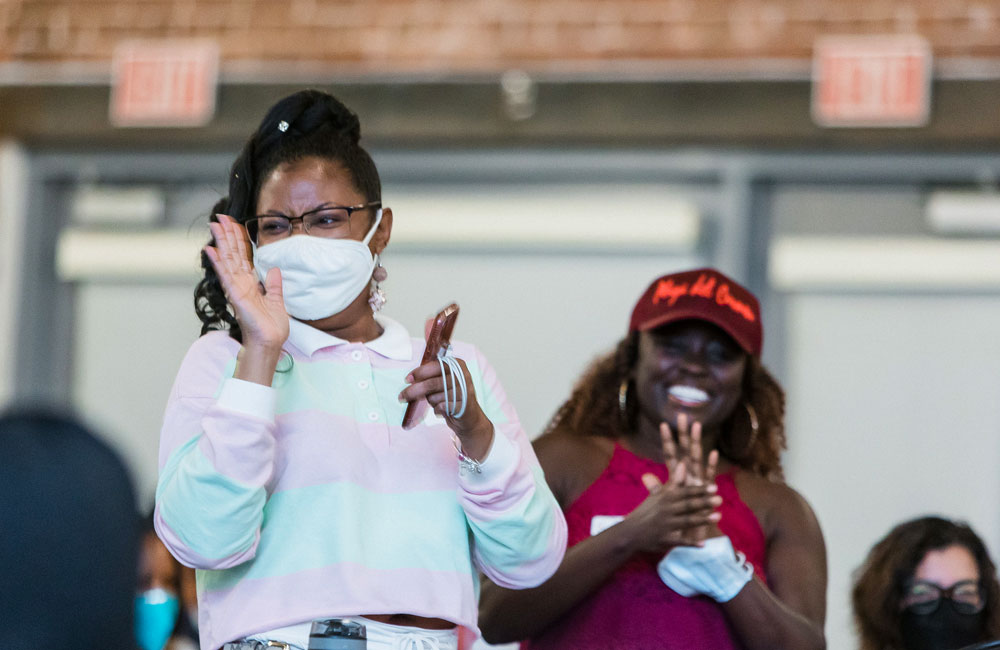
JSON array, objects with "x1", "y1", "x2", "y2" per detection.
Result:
[{"x1": 135, "y1": 587, "x2": 180, "y2": 650}]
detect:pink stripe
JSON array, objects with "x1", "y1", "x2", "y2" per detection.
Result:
[
  {"x1": 199, "y1": 406, "x2": 276, "y2": 487},
  {"x1": 198, "y1": 563, "x2": 478, "y2": 650},
  {"x1": 459, "y1": 430, "x2": 536, "y2": 520},
  {"x1": 159, "y1": 395, "x2": 213, "y2": 468},
  {"x1": 269, "y1": 411, "x2": 461, "y2": 494},
  {"x1": 176, "y1": 332, "x2": 240, "y2": 391}
]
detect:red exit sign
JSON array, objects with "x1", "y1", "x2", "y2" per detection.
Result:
[
  {"x1": 111, "y1": 40, "x2": 219, "y2": 127},
  {"x1": 812, "y1": 35, "x2": 932, "y2": 128}
]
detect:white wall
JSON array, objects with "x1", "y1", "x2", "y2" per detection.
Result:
[
  {"x1": 0, "y1": 141, "x2": 27, "y2": 406},
  {"x1": 71, "y1": 281, "x2": 203, "y2": 510}
]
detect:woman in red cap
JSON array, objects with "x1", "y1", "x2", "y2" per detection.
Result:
[{"x1": 479, "y1": 268, "x2": 827, "y2": 650}]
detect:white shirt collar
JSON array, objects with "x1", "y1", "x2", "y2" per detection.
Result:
[{"x1": 286, "y1": 314, "x2": 413, "y2": 361}]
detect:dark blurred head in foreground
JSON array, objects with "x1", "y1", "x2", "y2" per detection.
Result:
[{"x1": 0, "y1": 406, "x2": 138, "y2": 650}]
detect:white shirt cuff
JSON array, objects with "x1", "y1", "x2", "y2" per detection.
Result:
[
  {"x1": 216, "y1": 377, "x2": 276, "y2": 422},
  {"x1": 462, "y1": 429, "x2": 519, "y2": 484}
]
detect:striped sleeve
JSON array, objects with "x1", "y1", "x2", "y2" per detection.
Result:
[
  {"x1": 153, "y1": 333, "x2": 277, "y2": 570},
  {"x1": 457, "y1": 345, "x2": 567, "y2": 589}
]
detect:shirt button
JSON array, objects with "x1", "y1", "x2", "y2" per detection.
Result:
[
  {"x1": 350, "y1": 350, "x2": 363, "y2": 361},
  {"x1": 368, "y1": 411, "x2": 379, "y2": 421},
  {"x1": 358, "y1": 380, "x2": 369, "y2": 390}
]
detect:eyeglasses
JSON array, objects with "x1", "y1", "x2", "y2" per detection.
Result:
[
  {"x1": 902, "y1": 579, "x2": 985, "y2": 616},
  {"x1": 245, "y1": 201, "x2": 381, "y2": 244}
]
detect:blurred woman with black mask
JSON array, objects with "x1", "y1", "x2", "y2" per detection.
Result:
[{"x1": 853, "y1": 516, "x2": 1000, "y2": 650}]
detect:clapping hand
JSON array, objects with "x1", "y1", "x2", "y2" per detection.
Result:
[
  {"x1": 639, "y1": 414, "x2": 724, "y2": 545},
  {"x1": 622, "y1": 412, "x2": 723, "y2": 553},
  {"x1": 662, "y1": 414, "x2": 720, "y2": 488}
]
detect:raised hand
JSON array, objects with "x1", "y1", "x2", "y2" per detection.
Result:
[
  {"x1": 624, "y1": 460, "x2": 722, "y2": 553},
  {"x1": 666, "y1": 414, "x2": 720, "y2": 488},
  {"x1": 659, "y1": 415, "x2": 723, "y2": 541},
  {"x1": 638, "y1": 412, "x2": 726, "y2": 549},
  {"x1": 204, "y1": 213, "x2": 289, "y2": 351},
  {"x1": 399, "y1": 356, "x2": 494, "y2": 461}
]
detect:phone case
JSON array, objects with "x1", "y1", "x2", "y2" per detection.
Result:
[{"x1": 401, "y1": 303, "x2": 460, "y2": 429}]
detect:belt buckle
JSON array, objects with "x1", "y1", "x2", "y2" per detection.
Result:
[{"x1": 266, "y1": 643, "x2": 292, "y2": 650}]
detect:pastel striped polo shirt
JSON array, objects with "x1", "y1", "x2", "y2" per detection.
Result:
[{"x1": 154, "y1": 315, "x2": 566, "y2": 650}]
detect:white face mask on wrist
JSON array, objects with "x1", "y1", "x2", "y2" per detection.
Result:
[{"x1": 253, "y1": 208, "x2": 382, "y2": 321}]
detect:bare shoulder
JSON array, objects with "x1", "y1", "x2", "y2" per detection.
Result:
[
  {"x1": 732, "y1": 471, "x2": 822, "y2": 541},
  {"x1": 533, "y1": 431, "x2": 615, "y2": 509},
  {"x1": 733, "y1": 470, "x2": 828, "y2": 624}
]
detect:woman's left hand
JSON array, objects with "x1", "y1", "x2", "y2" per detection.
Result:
[
  {"x1": 399, "y1": 356, "x2": 494, "y2": 461},
  {"x1": 647, "y1": 415, "x2": 723, "y2": 541},
  {"x1": 667, "y1": 414, "x2": 720, "y2": 488}
]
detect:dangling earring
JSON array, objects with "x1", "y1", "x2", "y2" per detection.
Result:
[
  {"x1": 618, "y1": 379, "x2": 630, "y2": 428},
  {"x1": 369, "y1": 256, "x2": 387, "y2": 313}
]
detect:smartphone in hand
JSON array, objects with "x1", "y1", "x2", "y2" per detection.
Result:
[{"x1": 401, "y1": 303, "x2": 459, "y2": 429}]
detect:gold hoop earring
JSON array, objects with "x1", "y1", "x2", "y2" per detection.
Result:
[
  {"x1": 618, "y1": 379, "x2": 629, "y2": 425},
  {"x1": 740, "y1": 402, "x2": 759, "y2": 458},
  {"x1": 745, "y1": 402, "x2": 759, "y2": 436}
]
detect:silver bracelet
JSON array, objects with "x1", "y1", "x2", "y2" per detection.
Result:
[{"x1": 452, "y1": 435, "x2": 483, "y2": 475}]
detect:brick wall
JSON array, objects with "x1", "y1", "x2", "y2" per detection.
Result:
[{"x1": 2, "y1": 0, "x2": 999, "y2": 70}]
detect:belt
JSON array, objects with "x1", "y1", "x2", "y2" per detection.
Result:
[{"x1": 222, "y1": 642, "x2": 305, "y2": 650}]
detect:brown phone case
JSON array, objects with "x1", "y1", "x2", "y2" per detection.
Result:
[{"x1": 401, "y1": 303, "x2": 460, "y2": 429}]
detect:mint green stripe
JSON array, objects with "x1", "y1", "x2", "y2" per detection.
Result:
[
  {"x1": 200, "y1": 483, "x2": 472, "y2": 593},
  {"x1": 157, "y1": 438, "x2": 264, "y2": 561},
  {"x1": 271, "y1": 359, "x2": 409, "y2": 420},
  {"x1": 371, "y1": 365, "x2": 411, "y2": 425},
  {"x1": 466, "y1": 465, "x2": 558, "y2": 570}
]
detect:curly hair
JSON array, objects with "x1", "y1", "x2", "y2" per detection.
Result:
[
  {"x1": 194, "y1": 89, "x2": 383, "y2": 340},
  {"x1": 852, "y1": 516, "x2": 1000, "y2": 650},
  {"x1": 543, "y1": 331, "x2": 787, "y2": 481}
]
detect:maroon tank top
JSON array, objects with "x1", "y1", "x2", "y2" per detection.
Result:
[{"x1": 523, "y1": 443, "x2": 767, "y2": 650}]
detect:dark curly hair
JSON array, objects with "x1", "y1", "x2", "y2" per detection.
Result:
[
  {"x1": 194, "y1": 89, "x2": 383, "y2": 340},
  {"x1": 544, "y1": 331, "x2": 787, "y2": 481},
  {"x1": 852, "y1": 516, "x2": 1000, "y2": 650}
]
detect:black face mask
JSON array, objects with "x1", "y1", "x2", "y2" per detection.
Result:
[{"x1": 901, "y1": 605, "x2": 985, "y2": 650}]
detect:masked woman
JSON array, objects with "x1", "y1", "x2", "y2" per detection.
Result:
[
  {"x1": 136, "y1": 514, "x2": 199, "y2": 650},
  {"x1": 479, "y1": 268, "x2": 827, "y2": 650},
  {"x1": 853, "y1": 516, "x2": 1000, "y2": 650},
  {"x1": 153, "y1": 89, "x2": 565, "y2": 650}
]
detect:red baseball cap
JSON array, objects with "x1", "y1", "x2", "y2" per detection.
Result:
[{"x1": 628, "y1": 268, "x2": 763, "y2": 357}]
